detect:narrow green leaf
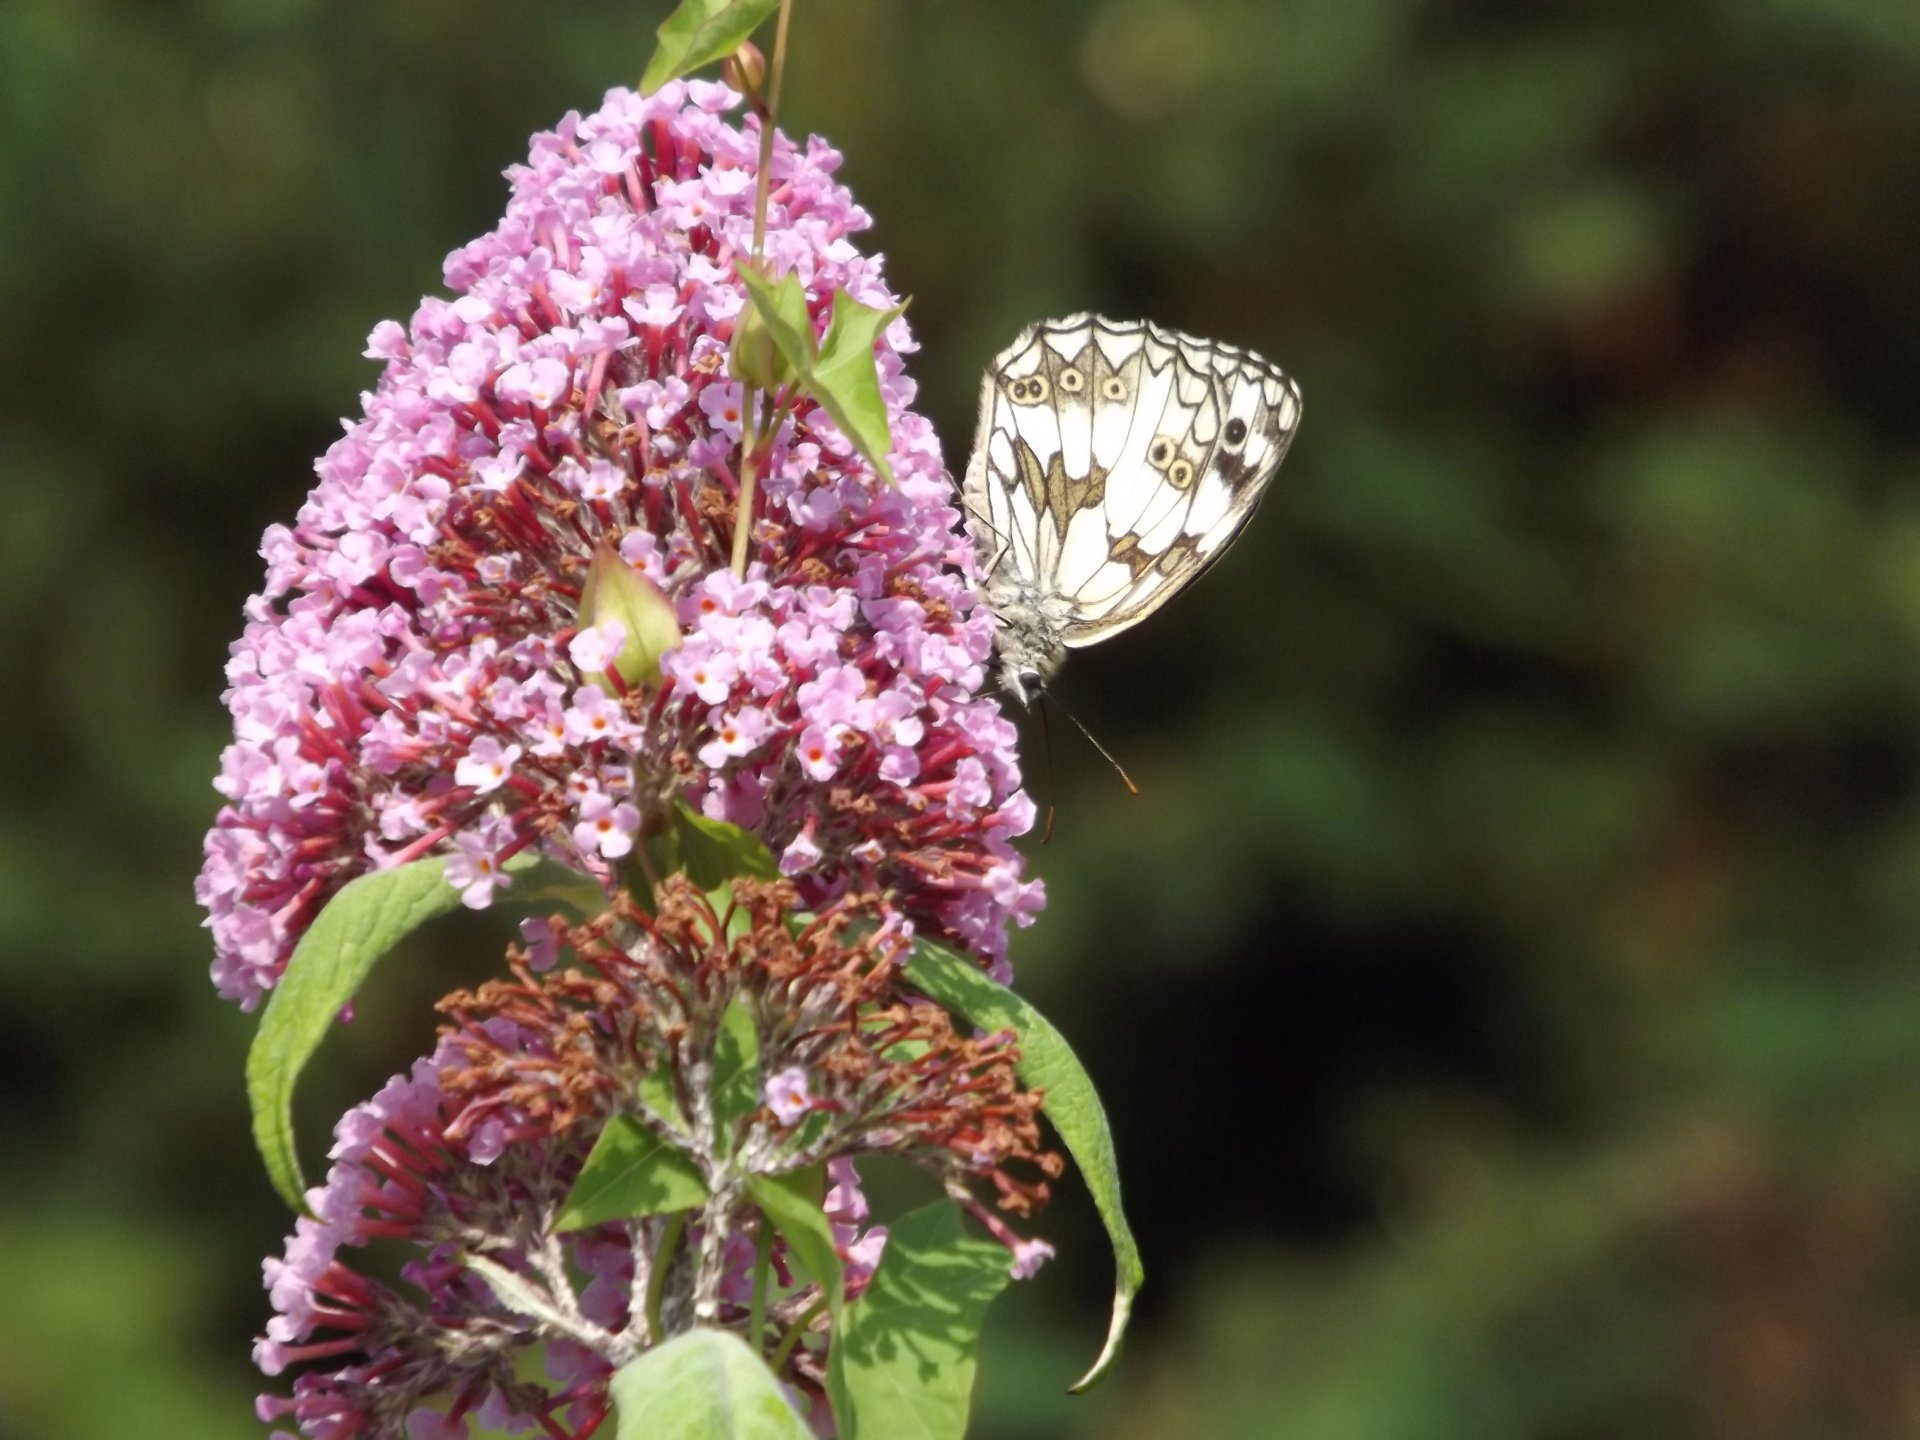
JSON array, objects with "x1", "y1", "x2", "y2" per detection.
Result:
[
  {"x1": 248, "y1": 853, "x2": 603, "y2": 1211},
  {"x1": 808, "y1": 291, "x2": 904, "y2": 486},
  {"x1": 639, "y1": 0, "x2": 782, "y2": 96},
  {"x1": 674, "y1": 800, "x2": 779, "y2": 887},
  {"x1": 247, "y1": 857, "x2": 459, "y2": 1210},
  {"x1": 713, "y1": 998, "x2": 762, "y2": 1142},
  {"x1": 902, "y1": 941, "x2": 1143, "y2": 1391},
  {"x1": 735, "y1": 264, "x2": 818, "y2": 385},
  {"x1": 826, "y1": 1201, "x2": 1013, "y2": 1440},
  {"x1": 745, "y1": 1169, "x2": 843, "y2": 1324},
  {"x1": 555, "y1": 1115, "x2": 709, "y2": 1231},
  {"x1": 610, "y1": 1327, "x2": 812, "y2": 1440}
]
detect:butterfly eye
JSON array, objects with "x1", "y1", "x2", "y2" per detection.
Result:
[
  {"x1": 1147, "y1": 436, "x2": 1176, "y2": 468},
  {"x1": 1169, "y1": 458, "x2": 1196, "y2": 490},
  {"x1": 1224, "y1": 417, "x2": 1248, "y2": 447},
  {"x1": 1101, "y1": 376, "x2": 1127, "y2": 401},
  {"x1": 1058, "y1": 367, "x2": 1086, "y2": 395}
]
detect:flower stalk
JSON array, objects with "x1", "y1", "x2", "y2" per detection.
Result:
[
  {"x1": 645, "y1": 1212, "x2": 687, "y2": 1347},
  {"x1": 731, "y1": 0, "x2": 796, "y2": 579}
]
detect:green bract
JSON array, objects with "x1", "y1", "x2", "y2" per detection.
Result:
[
  {"x1": 811, "y1": 293, "x2": 906, "y2": 489},
  {"x1": 745, "y1": 1170, "x2": 844, "y2": 1326},
  {"x1": 735, "y1": 264, "x2": 904, "y2": 486},
  {"x1": 713, "y1": 998, "x2": 764, "y2": 1144},
  {"x1": 581, "y1": 543, "x2": 682, "y2": 690},
  {"x1": 670, "y1": 798, "x2": 781, "y2": 888},
  {"x1": 729, "y1": 271, "x2": 810, "y2": 392}
]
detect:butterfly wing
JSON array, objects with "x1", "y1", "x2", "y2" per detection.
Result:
[
  {"x1": 963, "y1": 315, "x2": 1301, "y2": 654},
  {"x1": 962, "y1": 315, "x2": 1094, "y2": 596}
]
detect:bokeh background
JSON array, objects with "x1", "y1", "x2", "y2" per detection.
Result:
[{"x1": 7, "y1": 1, "x2": 1920, "y2": 1435}]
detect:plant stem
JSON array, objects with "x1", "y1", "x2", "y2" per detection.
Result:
[
  {"x1": 645, "y1": 1211, "x2": 688, "y2": 1344},
  {"x1": 767, "y1": 3, "x2": 792, "y2": 136},
  {"x1": 460, "y1": 1251, "x2": 625, "y2": 1359},
  {"x1": 768, "y1": 1294, "x2": 829, "y2": 1376},
  {"x1": 731, "y1": 386, "x2": 760, "y2": 576},
  {"x1": 748, "y1": 1218, "x2": 775, "y2": 1353},
  {"x1": 691, "y1": 1181, "x2": 738, "y2": 1323},
  {"x1": 731, "y1": 0, "x2": 795, "y2": 579}
]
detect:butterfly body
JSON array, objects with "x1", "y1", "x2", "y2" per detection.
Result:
[
  {"x1": 979, "y1": 572, "x2": 1075, "y2": 707},
  {"x1": 962, "y1": 314, "x2": 1302, "y2": 706}
]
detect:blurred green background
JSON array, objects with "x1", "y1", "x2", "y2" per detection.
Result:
[{"x1": 7, "y1": 0, "x2": 1920, "y2": 1435}]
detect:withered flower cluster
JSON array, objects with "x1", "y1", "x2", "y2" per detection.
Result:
[
  {"x1": 441, "y1": 877, "x2": 1057, "y2": 1216},
  {"x1": 255, "y1": 881, "x2": 1055, "y2": 1438}
]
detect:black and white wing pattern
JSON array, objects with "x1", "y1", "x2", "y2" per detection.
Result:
[{"x1": 961, "y1": 314, "x2": 1302, "y2": 705}]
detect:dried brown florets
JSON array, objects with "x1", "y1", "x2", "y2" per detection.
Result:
[{"x1": 435, "y1": 876, "x2": 1058, "y2": 1210}]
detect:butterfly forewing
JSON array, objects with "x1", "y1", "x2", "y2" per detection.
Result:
[{"x1": 964, "y1": 316, "x2": 1300, "y2": 699}]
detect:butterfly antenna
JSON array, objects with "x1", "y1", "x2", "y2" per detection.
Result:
[
  {"x1": 1047, "y1": 687, "x2": 1140, "y2": 796},
  {"x1": 1036, "y1": 692, "x2": 1058, "y2": 844}
]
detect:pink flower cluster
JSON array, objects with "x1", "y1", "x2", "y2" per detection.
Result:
[
  {"x1": 198, "y1": 80, "x2": 1042, "y2": 1011},
  {"x1": 255, "y1": 1032, "x2": 601, "y2": 1438},
  {"x1": 255, "y1": 1027, "x2": 882, "y2": 1439}
]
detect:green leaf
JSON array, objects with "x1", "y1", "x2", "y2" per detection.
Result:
[
  {"x1": 735, "y1": 263, "x2": 819, "y2": 384},
  {"x1": 731, "y1": 274, "x2": 902, "y2": 487},
  {"x1": 808, "y1": 291, "x2": 904, "y2": 487},
  {"x1": 731, "y1": 266, "x2": 813, "y2": 391},
  {"x1": 246, "y1": 852, "x2": 603, "y2": 1212},
  {"x1": 745, "y1": 1169, "x2": 843, "y2": 1323},
  {"x1": 555, "y1": 1115, "x2": 709, "y2": 1231},
  {"x1": 641, "y1": 806, "x2": 773, "y2": 939},
  {"x1": 610, "y1": 1327, "x2": 812, "y2": 1440},
  {"x1": 638, "y1": 1064, "x2": 688, "y2": 1130},
  {"x1": 826, "y1": 1201, "x2": 1014, "y2": 1440},
  {"x1": 674, "y1": 800, "x2": 779, "y2": 888},
  {"x1": 902, "y1": 941, "x2": 1143, "y2": 1392},
  {"x1": 513, "y1": 855, "x2": 615, "y2": 913},
  {"x1": 713, "y1": 997, "x2": 762, "y2": 1142},
  {"x1": 639, "y1": 0, "x2": 782, "y2": 97}
]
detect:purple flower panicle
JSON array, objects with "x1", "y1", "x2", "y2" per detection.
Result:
[{"x1": 199, "y1": 81, "x2": 1043, "y2": 1012}]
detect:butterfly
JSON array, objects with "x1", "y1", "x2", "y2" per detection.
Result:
[{"x1": 961, "y1": 314, "x2": 1302, "y2": 707}]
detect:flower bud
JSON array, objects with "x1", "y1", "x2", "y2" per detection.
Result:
[
  {"x1": 579, "y1": 543, "x2": 680, "y2": 689},
  {"x1": 724, "y1": 41, "x2": 767, "y2": 109}
]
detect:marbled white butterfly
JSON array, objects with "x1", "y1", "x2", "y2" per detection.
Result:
[{"x1": 962, "y1": 315, "x2": 1302, "y2": 706}]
